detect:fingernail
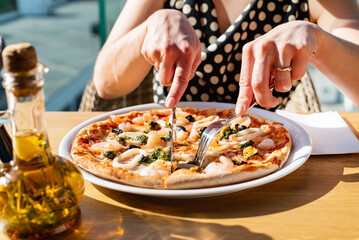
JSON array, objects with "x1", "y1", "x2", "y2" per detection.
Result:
[
  {"x1": 235, "y1": 104, "x2": 245, "y2": 115},
  {"x1": 166, "y1": 97, "x2": 176, "y2": 108}
]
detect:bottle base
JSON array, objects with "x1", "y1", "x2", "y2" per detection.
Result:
[{"x1": 5, "y1": 208, "x2": 81, "y2": 239}]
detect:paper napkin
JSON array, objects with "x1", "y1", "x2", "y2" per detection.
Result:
[{"x1": 276, "y1": 110, "x2": 359, "y2": 155}]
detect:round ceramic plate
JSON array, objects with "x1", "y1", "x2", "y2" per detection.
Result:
[{"x1": 59, "y1": 102, "x2": 312, "y2": 198}]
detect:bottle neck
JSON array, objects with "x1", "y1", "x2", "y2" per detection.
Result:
[{"x1": 2, "y1": 64, "x2": 53, "y2": 167}]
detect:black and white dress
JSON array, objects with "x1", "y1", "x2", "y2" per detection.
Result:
[
  {"x1": 79, "y1": 0, "x2": 320, "y2": 112},
  {"x1": 153, "y1": 0, "x2": 321, "y2": 112}
]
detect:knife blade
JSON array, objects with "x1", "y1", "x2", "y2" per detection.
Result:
[{"x1": 170, "y1": 106, "x2": 176, "y2": 173}]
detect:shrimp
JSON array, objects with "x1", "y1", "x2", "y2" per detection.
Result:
[
  {"x1": 147, "y1": 131, "x2": 167, "y2": 148},
  {"x1": 91, "y1": 140, "x2": 123, "y2": 151},
  {"x1": 176, "y1": 117, "x2": 190, "y2": 126},
  {"x1": 132, "y1": 116, "x2": 145, "y2": 125},
  {"x1": 230, "y1": 116, "x2": 251, "y2": 129},
  {"x1": 132, "y1": 113, "x2": 153, "y2": 125},
  {"x1": 118, "y1": 122, "x2": 133, "y2": 132},
  {"x1": 139, "y1": 160, "x2": 171, "y2": 177},
  {"x1": 172, "y1": 153, "x2": 195, "y2": 162},
  {"x1": 257, "y1": 138, "x2": 275, "y2": 150},
  {"x1": 176, "y1": 129, "x2": 189, "y2": 142},
  {"x1": 158, "y1": 128, "x2": 170, "y2": 138},
  {"x1": 230, "y1": 116, "x2": 244, "y2": 128},
  {"x1": 204, "y1": 156, "x2": 234, "y2": 174}
]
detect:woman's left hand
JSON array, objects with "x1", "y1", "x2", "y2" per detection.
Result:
[{"x1": 236, "y1": 21, "x2": 320, "y2": 114}]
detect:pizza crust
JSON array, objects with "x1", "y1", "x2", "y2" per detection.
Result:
[{"x1": 164, "y1": 164, "x2": 279, "y2": 189}]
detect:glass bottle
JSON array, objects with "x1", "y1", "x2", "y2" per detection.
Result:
[{"x1": 0, "y1": 43, "x2": 84, "y2": 239}]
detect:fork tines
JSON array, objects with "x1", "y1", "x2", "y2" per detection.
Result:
[{"x1": 193, "y1": 128, "x2": 217, "y2": 166}]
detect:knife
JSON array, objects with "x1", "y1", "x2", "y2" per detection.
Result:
[{"x1": 170, "y1": 106, "x2": 176, "y2": 173}]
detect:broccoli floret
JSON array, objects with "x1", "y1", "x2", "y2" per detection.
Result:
[
  {"x1": 139, "y1": 147, "x2": 170, "y2": 166},
  {"x1": 220, "y1": 126, "x2": 237, "y2": 140},
  {"x1": 232, "y1": 160, "x2": 247, "y2": 166},
  {"x1": 149, "y1": 147, "x2": 163, "y2": 162},
  {"x1": 134, "y1": 135, "x2": 148, "y2": 145},
  {"x1": 103, "y1": 151, "x2": 116, "y2": 159},
  {"x1": 238, "y1": 140, "x2": 254, "y2": 149},
  {"x1": 159, "y1": 150, "x2": 171, "y2": 161},
  {"x1": 118, "y1": 136, "x2": 131, "y2": 144},
  {"x1": 139, "y1": 155, "x2": 153, "y2": 166},
  {"x1": 161, "y1": 131, "x2": 172, "y2": 141}
]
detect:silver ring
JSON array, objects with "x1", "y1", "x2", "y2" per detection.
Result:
[{"x1": 274, "y1": 66, "x2": 292, "y2": 72}]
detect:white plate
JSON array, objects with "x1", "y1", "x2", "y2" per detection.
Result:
[{"x1": 59, "y1": 102, "x2": 312, "y2": 198}]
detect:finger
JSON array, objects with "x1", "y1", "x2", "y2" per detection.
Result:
[
  {"x1": 273, "y1": 48, "x2": 293, "y2": 92},
  {"x1": 251, "y1": 57, "x2": 278, "y2": 108},
  {"x1": 290, "y1": 54, "x2": 309, "y2": 81},
  {"x1": 158, "y1": 54, "x2": 175, "y2": 86},
  {"x1": 140, "y1": 42, "x2": 161, "y2": 67},
  {"x1": 141, "y1": 51, "x2": 154, "y2": 67},
  {"x1": 153, "y1": 51, "x2": 163, "y2": 71},
  {"x1": 190, "y1": 51, "x2": 201, "y2": 79},
  {"x1": 236, "y1": 44, "x2": 255, "y2": 115},
  {"x1": 165, "y1": 58, "x2": 192, "y2": 108}
]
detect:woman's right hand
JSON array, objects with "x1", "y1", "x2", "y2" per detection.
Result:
[{"x1": 141, "y1": 9, "x2": 201, "y2": 108}]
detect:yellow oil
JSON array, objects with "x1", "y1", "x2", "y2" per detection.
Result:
[
  {"x1": 13, "y1": 131, "x2": 50, "y2": 164},
  {"x1": 0, "y1": 131, "x2": 85, "y2": 239}
]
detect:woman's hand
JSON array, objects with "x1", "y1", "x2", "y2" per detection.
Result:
[
  {"x1": 236, "y1": 21, "x2": 320, "y2": 114},
  {"x1": 142, "y1": 9, "x2": 201, "y2": 108}
]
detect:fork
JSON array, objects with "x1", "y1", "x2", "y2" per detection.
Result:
[
  {"x1": 177, "y1": 81, "x2": 275, "y2": 170},
  {"x1": 176, "y1": 103, "x2": 256, "y2": 170}
]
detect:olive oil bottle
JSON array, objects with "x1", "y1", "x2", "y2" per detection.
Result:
[{"x1": 0, "y1": 43, "x2": 84, "y2": 239}]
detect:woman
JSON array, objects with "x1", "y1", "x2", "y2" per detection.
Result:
[{"x1": 85, "y1": 0, "x2": 359, "y2": 113}]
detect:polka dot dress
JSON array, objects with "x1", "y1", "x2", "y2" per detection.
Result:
[{"x1": 153, "y1": 0, "x2": 319, "y2": 112}]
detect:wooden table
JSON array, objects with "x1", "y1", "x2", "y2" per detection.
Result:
[{"x1": 2, "y1": 112, "x2": 359, "y2": 239}]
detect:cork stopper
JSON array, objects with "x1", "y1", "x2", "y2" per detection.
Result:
[{"x1": 2, "y1": 43, "x2": 37, "y2": 73}]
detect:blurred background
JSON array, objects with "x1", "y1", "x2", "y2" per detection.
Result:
[{"x1": 0, "y1": 0, "x2": 357, "y2": 112}]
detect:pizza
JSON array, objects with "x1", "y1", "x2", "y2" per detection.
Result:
[{"x1": 71, "y1": 107, "x2": 291, "y2": 189}]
